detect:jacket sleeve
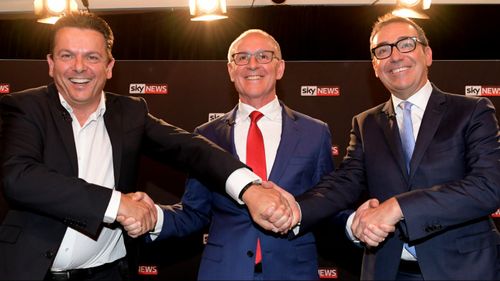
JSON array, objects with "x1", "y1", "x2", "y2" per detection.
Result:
[{"x1": 0, "y1": 92, "x2": 111, "y2": 237}]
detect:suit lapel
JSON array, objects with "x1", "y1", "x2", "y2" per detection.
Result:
[
  {"x1": 409, "y1": 88, "x2": 446, "y2": 180},
  {"x1": 47, "y1": 84, "x2": 79, "y2": 176},
  {"x1": 379, "y1": 100, "x2": 409, "y2": 180},
  {"x1": 103, "y1": 94, "x2": 123, "y2": 187},
  {"x1": 214, "y1": 106, "x2": 238, "y2": 157},
  {"x1": 268, "y1": 103, "x2": 300, "y2": 183}
]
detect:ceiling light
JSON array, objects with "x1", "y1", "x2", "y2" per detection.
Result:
[
  {"x1": 189, "y1": 0, "x2": 228, "y2": 22},
  {"x1": 392, "y1": 0, "x2": 431, "y2": 19},
  {"x1": 34, "y1": 0, "x2": 79, "y2": 24}
]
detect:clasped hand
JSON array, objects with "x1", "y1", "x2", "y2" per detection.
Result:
[
  {"x1": 116, "y1": 192, "x2": 157, "y2": 238},
  {"x1": 351, "y1": 197, "x2": 402, "y2": 247},
  {"x1": 242, "y1": 181, "x2": 300, "y2": 234}
]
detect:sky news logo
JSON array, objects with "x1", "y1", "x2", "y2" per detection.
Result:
[
  {"x1": 301, "y1": 86, "x2": 340, "y2": 97},
  {"x1": 332, "y1": 145, "x2": 339, "y2": 157},
  {"x1": 0, "y1": 83, "x2": 10, "y2": 94},
  {"x1": 318, "y1": 267, "x2": 338, "y2": 279},
  {"x1": 492, "y1": 209, "x2": 500, "y2": 218},
  {"x1": 465, "y1": 85, "x2": 500, "y2": 97},
  {"x1": 129, "y1": 83, "x2": 168, "y2": 94},
  {"x1": 208, "y1": 113, "x2": 224, "y2": 122},
  {"x1": 137, "y1": 265, "x2": 158, "y2": 275}
]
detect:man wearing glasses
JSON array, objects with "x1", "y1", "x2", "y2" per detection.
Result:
[
  {"x1": 142, "y1": 29, "x2": 335, "y2": 280},
  {"x1": 263, "y1": 13, "x2": 500, "y2": 280}
]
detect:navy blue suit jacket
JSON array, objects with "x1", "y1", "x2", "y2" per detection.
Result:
[
  {"x1": 298, "y1": 85, "x2": 500, "y2": 280},
  {"x1": 157, "y1": 102, "x2": 334, "y2": 280}
]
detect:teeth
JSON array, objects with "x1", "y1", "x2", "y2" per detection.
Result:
[
  {"x1": 70, "y1": 78, "x2": 90, "y2": 84},
  {"x1": 246, "y1": 75, "x2": 261, "y2": 80},
  {"x1": 391, "y1": 67, "x2": 409, "y2": 74}
]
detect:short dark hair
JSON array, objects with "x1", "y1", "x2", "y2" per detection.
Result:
[
  {"x1": 50, "y1": 12, "x2": 114, "y2": 60},
  {"x1": 370, "y1": 13, "x2": 429, "y2": 48}
]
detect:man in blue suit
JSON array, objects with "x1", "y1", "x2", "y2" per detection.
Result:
[
  {"x1": 147, "y1": 29, "x2": 334, "y2": 280},
  {"x1": 268, "y1": 14, "x2": 500, "y2": 280}
]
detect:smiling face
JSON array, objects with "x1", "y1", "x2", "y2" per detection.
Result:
[
  {"x1": 47, "y1": 27, "x2": 114, "y2": 112},
  {"x1": 227, "y1": 32, "x2": 285, "y2": 108},
  {"x1": 371, "y1": 22, "x2": 432, "y2": 100}
]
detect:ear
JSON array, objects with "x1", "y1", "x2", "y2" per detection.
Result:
[
  {"x1": 227, "y1": 62, "x2": 235, "y2": 82},
  {"x1": 47, "y1": 54, "x2": 55, "y2": 78},
  {"x1": 372, "y1": 58, "x2": 380, "y2": 78},
  {"x1": 106, "y1": 58, "x2": 115, "y2": 79},
  {"x1": 275, "y1": 59, "x2": 285, "y2": 80},
  {"x1": 424, "y1": 46, "x2": 433, "y2": 67}
]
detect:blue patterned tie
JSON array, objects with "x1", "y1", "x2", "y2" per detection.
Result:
[
  {"x1": 400, "y1": 101, "x2": 417, "y2": 258},
  {"x1": 400, "y1": 101, "x2": 415, "y2": 173}
]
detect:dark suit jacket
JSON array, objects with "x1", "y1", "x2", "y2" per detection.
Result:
[
  {"x1": 0, "y1": 83, "x2": 247, "y2": 280},
  {"x1": 297, "y1": 85, "x2": 500, "y2": 280},
  {"x1": 157, "y1": 102, "x2": 334, "y2": 280}
]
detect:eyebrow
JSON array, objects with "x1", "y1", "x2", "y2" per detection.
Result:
[{"x1": 372, "y1": 35, "x2": 416, "y2": 47}]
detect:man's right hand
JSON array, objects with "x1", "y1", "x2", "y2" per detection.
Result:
[
  {"x1": 116, "y1": 192, "x2": 157, "y2": 238},
  {"x1": 242, "y1": 181, "x2": 298, "y2": 234}
]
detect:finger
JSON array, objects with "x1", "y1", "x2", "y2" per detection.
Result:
[
  {"x1": 259, "y1": 205, "x2": 276, "y2": 220},
  {"x1": 379, "y1": 224, "x2": 396, "y2": 233},
  {"x1": 123, "y1": 221, "x2": 141, "y2": 232},
  {"x1": 274, "y1": 213, "x2": 292, "y2": 233},
  {"x1": 363, "y1": 225, "x2": 388, "y2": 243},
  {"x1": 368, "y1": 198, "x2": 380, "y2": 208},
  {"x1": 127, "y1": 226, "x2": 143, "y2": 238},
  {"x1": 138, "y1": 192, "x2": 156, "y2": 208},
  {"x1": 254, "y1": 218, "x2": 280, "y2": 232},
  {"x1": 362, "y1": 235, "x2": 381, "y2": 247},
  {"x1": 120, "y1": 217, "x2": 138, "y2": 227}
]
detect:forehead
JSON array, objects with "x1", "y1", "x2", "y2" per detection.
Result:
[
  {"x1": 372, "y1": 22, "x2": 418, "y2": 45},
  {"x1": 233, "y1": 33, "x2": 275, "y2": 52},
  {"x1": 54, "y1": 27, "x2": 106, "y2": 48}
]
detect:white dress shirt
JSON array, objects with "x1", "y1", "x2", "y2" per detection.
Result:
[
  {"x1": 52, "y1": 92, "x2": 125, "y2": 271},
  {"x1": 234, "y1": 97, "x2": 282, "y2": 178}
]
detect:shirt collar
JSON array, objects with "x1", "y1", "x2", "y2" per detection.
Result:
[
  {"x1": 392, "y1": 80, "x2": 432, "y2": 112},
  {"x1": 236, "y1": 96, "x2": 281, "y2": 122},
  {"x1": 59, "y1": 92, "x2": 107, "y2": 119}
]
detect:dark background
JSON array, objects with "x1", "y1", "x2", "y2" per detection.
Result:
[
  {"x1": 0, "y1": 3, "x2": 499, "y2": 280},
  {"x1": 0, "y1": 4, "x2": 499, "y2": 61}
]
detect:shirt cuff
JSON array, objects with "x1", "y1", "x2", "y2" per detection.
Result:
[
  {"x1": 149, "y1": 204, "x2": 164, "y2": 241},
  {"x1": 104, "y1": 190, "x2": 121, "y2": 223},
  {"x1": 291, "y1": 202, "x2": 302, "y2": 235},
  {"x1": 225, "y1": 167, "x2": 261, "y2": 204},
  {"x1": 345, "y1": 211, "x2": 361, "y2": 244}
]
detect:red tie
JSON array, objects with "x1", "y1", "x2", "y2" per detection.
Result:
[{"x1": 246, "y1": 111, "x2": 266, "y2": 265}]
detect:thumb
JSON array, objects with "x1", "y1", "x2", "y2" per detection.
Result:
[
  {"x1": 260, "y1": 181, "x2": 275, "y2": 189},
  {"x1": 368, "y1": 198, "x2": 380, "y2": 208},
  {"x1": 131, "y1": 192, "x2": 144, "y2": 201}
]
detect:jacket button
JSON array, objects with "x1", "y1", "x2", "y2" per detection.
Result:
[
  {"x1": 44, "y1": 251, "x2": 55, "y2": 259},
  {"x1": 247, "y1": 251, "x2": 254, "y2": 257}
]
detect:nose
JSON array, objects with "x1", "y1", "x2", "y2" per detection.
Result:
[
  {"x1": 389, "y1": 46, "x2": 404, "y2": 61},
  {"x1": 73, "y1": 55, "x2": 86, "y2": 73},
  {"x1": 247, "y1": 55, "x2": 259, "y2": 69}
]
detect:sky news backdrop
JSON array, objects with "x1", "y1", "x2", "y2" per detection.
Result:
[{"x1": 0, "y1": 59, "x2": 499, "y2": 280}]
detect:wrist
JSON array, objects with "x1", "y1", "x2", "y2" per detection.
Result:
[{"x1": 239, "y1": 180, "x2": 261, "y2": 201}]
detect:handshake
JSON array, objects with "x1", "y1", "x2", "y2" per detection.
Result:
[
  {"x1": 115, "y1": 182, "x2": 402, "y2": 248},
  {"x1": 116, "y1": 192, "x2": 158, "y2": 238},
  {"x1": 114, "y1": 181, "x2": 301, "y2": 238}
]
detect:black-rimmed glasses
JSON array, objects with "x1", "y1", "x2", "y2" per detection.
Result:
[
  {"x1": 231, "y1": 50, "x2": 278, "y2": 66},
  {"x1": 371, "y1": 37, "x2": 427, "y2": 60}
]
